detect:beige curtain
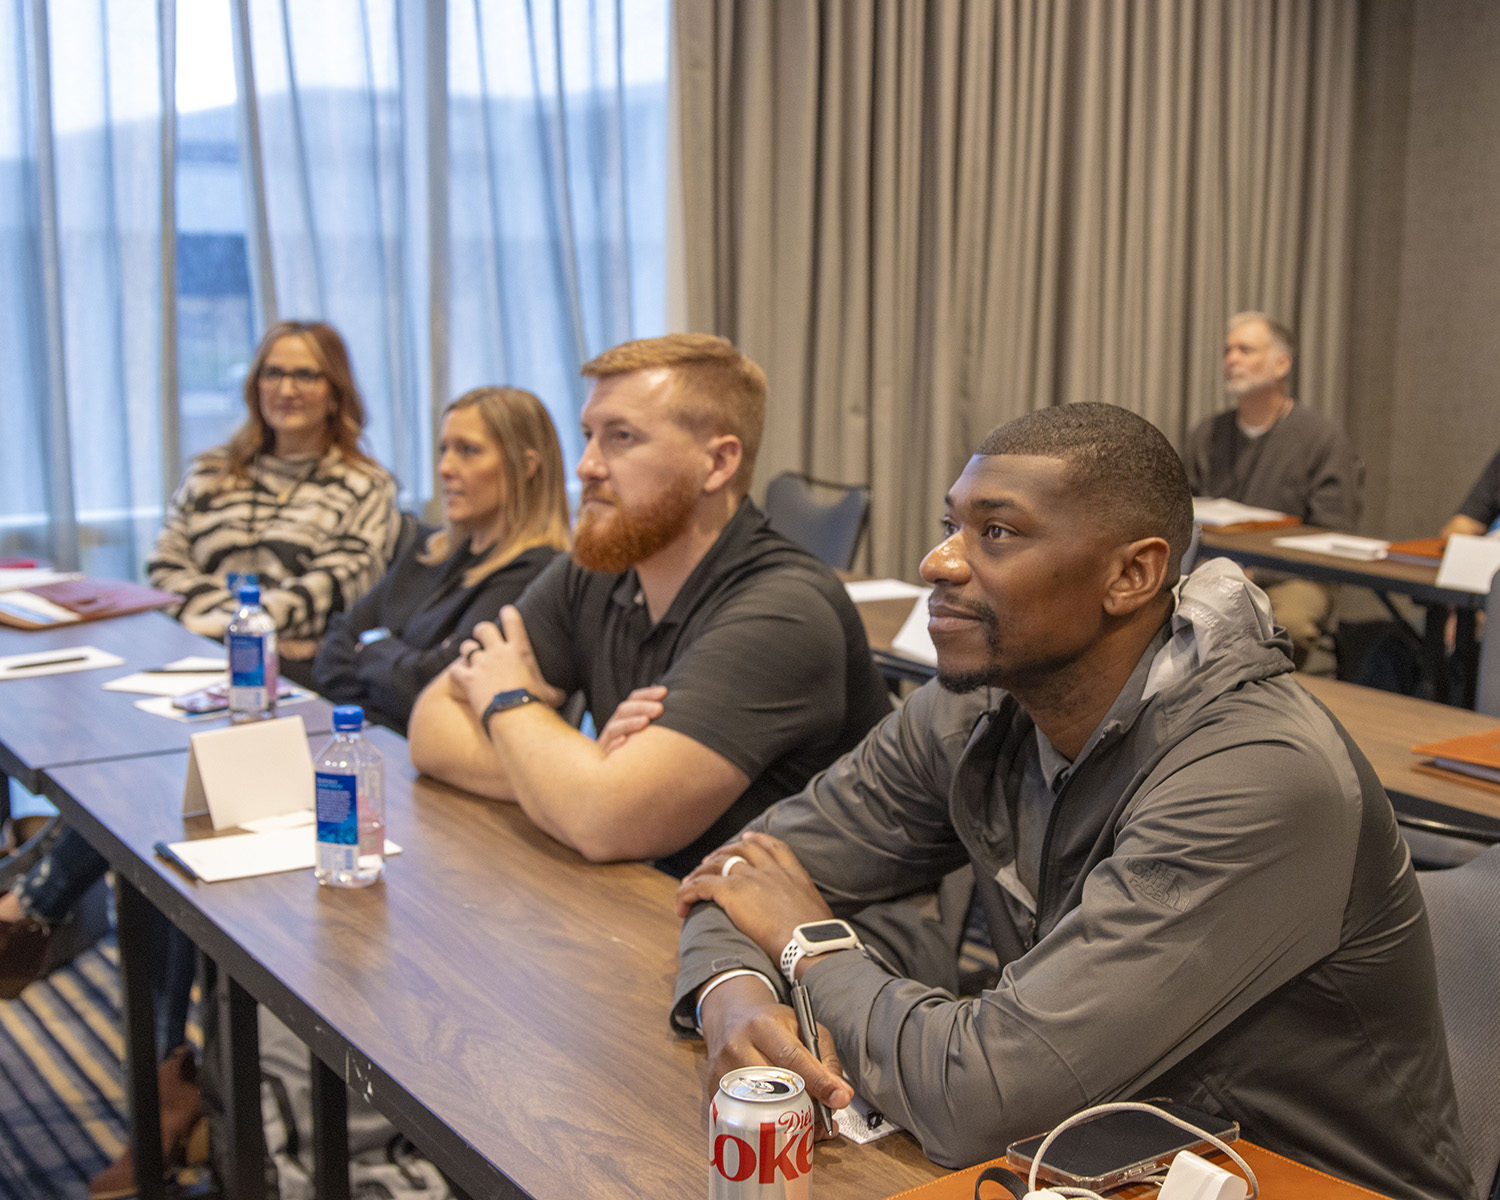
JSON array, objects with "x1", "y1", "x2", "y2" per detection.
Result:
[{"x1": 671, "y1": 0, "x2": 1358, "y2": 579}]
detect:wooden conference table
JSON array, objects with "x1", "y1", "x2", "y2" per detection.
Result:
[
  {"x1": 2, "y1": 613, "x2": 947, "y2": 1200},
  {"x1": 1199, "y1": 525, "x2": 1484, "y2": 708}
]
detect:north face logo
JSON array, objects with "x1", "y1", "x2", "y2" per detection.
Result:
[{"x1": 1126, "y1": 858, "x2": 1188, "y2": 911}]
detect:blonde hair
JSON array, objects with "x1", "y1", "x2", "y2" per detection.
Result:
[
  {"x1": 580, "y1": 333, "x2": 767, "y2": 495},
  {"x1": 421, "y1": 387, "x2": 571, "y2": 586},
  {"x1": 209, "y1": 321, "x2": 379, "y2": 485}
]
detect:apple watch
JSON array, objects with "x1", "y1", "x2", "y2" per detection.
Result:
[
  {"x1": 482, "y1": 688, "x2": 542, "y2": 730},
  {"x1": 780, "y1": 919, "x2": 861, "y2": 984}
]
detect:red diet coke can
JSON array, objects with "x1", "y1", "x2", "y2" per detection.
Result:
[{"x1": 710, "y1": 1067, "x2": 816, "y2": 1199}]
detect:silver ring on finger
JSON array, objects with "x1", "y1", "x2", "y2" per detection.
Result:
[{"x1": 720, "y1": 855, "x2": 748, "y2": 878}]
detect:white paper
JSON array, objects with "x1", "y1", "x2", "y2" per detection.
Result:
[
  {"x1": 889, "y1": 591, "x2": 937, "y2": 666},
  {"x1": 0, "y1": 591, "x2": 81, "y2": 625},
  {"x1": 0, "y1": 646, "x2": 126, "y2": 680},
  {"x1": 843, "y1": 578, "x2": 927, "y2": 603},
  {"x1": 166, "y1": 827, "x2": 401, "y2": 883},
  {"x1": 105, "y1": 655, "x2": 228, "y2": 696},
  {"x1": 1191, "y1": 497, "x2": 1293, "y2": 528},
  {"x1": 1270, "y1": 532, "x2": 1391, "y2": 561},
  {"x1": 831, "y1": 1090, "x2": 901, "y2": 1144},
  {"x1": 1436, "y1": 533, "x2": 1500, "y2": 594},
  {"x1": 183, "y1": 716, "x2": 315, "y2": 829},
  {"x1": 0, "y1": 569, "x2": 81, "y2": 592}
]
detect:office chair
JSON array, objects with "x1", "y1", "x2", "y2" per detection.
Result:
[
  {"x1": 1418, "y1": 847, "x2": 1500, "y2": 1199},
  {"x1": 763, "y1": 472, "x2": 871, "y2": 570},
  {"x1": 1474, "y1": 572, "x2": 1500, "y2": 718}
]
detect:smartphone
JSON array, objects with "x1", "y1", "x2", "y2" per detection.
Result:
[
  {"x1": 172, "y1": 687, "x2": 230, "y2": 714},
  {"x1": 1005, "y1": 1102, "x2": 1239, "y2": 1191}
]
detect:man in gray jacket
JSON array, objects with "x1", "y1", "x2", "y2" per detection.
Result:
[{"x1": 673, "y1": 404, "x2": 1471, "y2": 1200}]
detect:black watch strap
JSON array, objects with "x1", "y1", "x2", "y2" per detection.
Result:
[{"x1": 482, "y1": 688, "x2": 541, "y2": 729}]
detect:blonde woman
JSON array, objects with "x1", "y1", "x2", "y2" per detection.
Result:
[{"x1": 315, "y1": 387, "x2": 571, "y2": 733}]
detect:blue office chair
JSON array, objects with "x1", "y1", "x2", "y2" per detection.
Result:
[
  {"x1": 1419, "y1": 848, "x2": 1500, "y2": 1199},
  {"x1": 763, "y1": 472, "x2": 871, "y2": 570}
]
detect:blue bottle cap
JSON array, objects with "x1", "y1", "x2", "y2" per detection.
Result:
[
  {"x1": 237, "y1": 582, "x2": 260, "y2": 605},
  {"x1": 332, "y1": 705, "x2": 364, "y2": 731}
]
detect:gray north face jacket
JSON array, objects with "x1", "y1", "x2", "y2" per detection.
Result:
[{"x1": 674, "y1": 561, "x2": 1474, "y2": 1200}]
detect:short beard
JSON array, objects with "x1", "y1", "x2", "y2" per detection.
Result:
[
  {"x1": 572, "y1": 473, "x2": 699, "y2": 574},
  {"x1": 933, "y1": 597, "x2": 1005, "y2": 694}
]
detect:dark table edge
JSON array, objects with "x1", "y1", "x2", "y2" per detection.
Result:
[
  {"x1": 37, "y1": 769, "x2": 532, "y2": 1200},
  {"x1": 1198, "y1": 541, "x2": 1487, "y2": 609}
]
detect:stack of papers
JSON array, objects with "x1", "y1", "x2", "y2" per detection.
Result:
[
  {"x1": 1191, "y1": 498, "x2": 1298, "y2": 530},
  {"x1": 166, "y1": 813, "x2": 402, "y2": 882},
  {"x1": 1270, "y1": 532, "x2": 1391, "y2": 561},
  {"x1": 1412, "y1": 727, "x2": 1500, "y2": 785}
]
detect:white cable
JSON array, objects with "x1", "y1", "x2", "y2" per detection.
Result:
[{"x1": 1025, "y1": 1101, "x2": 1258, "y2": 1200}]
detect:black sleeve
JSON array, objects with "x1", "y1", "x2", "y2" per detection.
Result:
[
  {"x1": 512, "y1": 553, "x2": 585, "y2": 697},
  {"x1": 1457, "y1": 448, "x2": 1500, "y2": 528},
  {"x1": 352, "y1": 547, "x2": 560, "y2": 721},
  {"x1": 312, "y1": 547, "x2": 407, "y2": 703},
  {"x1": 651, "y1": 575, "x2": 846, "y2": 781}
]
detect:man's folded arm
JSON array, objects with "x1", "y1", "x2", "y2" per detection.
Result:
[{"x1": 409, "y1": 670, "x2": 749, "y2": 862}]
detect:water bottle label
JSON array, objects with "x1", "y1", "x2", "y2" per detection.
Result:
[
  {"x1": 229, "y1": 633, "x2": 265, "y2": 687},
  {"x1": 315, "y1": 771, "x2": 358, "y2": 846}
]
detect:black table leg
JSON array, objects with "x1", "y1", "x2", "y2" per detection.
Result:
[
  {"x1": 222, "y1": 975, "x2": 265, "y2": 1199},
  {"x1": 312, "y1": 1053, "x2": 351, "y2": 1200},
  {"x1": 116, "y1": 879, "x2": 166, "y2": 1200},
  {"x1": 1423, "y1": 604, "x2": 1451, "y2": 703},
  {"x1": 1453, "y1": 608, "x2": 1480, "y2": 711}
]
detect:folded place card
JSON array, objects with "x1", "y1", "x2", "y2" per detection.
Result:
[
  {"x1": 1435, "y1": 533, "x2": 1500, "y2": 594},
  {"x1": 890, "y1": 591, "x2": 937, "y2": 666},
  {"x1": 183, "y1": 715, "x2": 314, "y2": 829}
]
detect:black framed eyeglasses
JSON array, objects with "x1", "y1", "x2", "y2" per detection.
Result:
[{"x1": 259, "y1": 366, "x2": 325, "y2": 387}]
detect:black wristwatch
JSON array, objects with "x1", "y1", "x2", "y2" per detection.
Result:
[{"x1": 482, "y1": 688, "x2": 542, "y2": 731}]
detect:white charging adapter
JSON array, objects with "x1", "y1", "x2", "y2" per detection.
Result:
[{"x1": 1157, "y1": 1149, "x2": 1249, "y2": 1200}]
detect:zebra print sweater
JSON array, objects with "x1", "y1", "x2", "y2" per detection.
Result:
[{"x1": 147, "y1": 450, "x2": 398, "y2": 640}]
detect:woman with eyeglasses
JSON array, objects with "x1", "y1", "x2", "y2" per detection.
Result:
[{"x1": 147, "y1": 320, "x2": 399, "y2": 661}]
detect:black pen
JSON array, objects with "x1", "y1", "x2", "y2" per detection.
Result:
[
  {"x1": 791, "y1": 982, "x2": 836, "y2": 1135},
  {"x1": 153, "y1": 841, "x2": 199, "y2": 881},
  {"x1": 3, "y1": 653, "x2": 88, "y2": 671}
]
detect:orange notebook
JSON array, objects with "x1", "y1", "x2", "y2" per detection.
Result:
[
  {"x1": 1207, "y1": 516, "x2": 1303, "y2": 534},
  {"x1": 884, "y1": 1142, "x2": 1393, "y2": 1199},
  {"x1": 1385, "y1": 536, "x2": 1447, "y2": 565},
  {"x1": 1411, "y1": 727, "x2": 1500, "y2": 785},
  {"x1": 0, "y1": 578, "x2": 178, "y2": 630}
]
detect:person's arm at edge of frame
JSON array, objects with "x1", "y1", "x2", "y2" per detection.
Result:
[{"x1": 408, "y1": 606, "x2": 750, "y2": 862}]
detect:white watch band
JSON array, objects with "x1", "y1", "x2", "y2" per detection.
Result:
[{"x1": 780, "y1": 938, "x2": 807, "y2": 985}]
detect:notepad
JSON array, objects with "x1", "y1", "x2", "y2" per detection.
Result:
[
  {"x1": 1412, "y1": 727, "x2": 1500, "y2": 784},
  {"x1": 165, "y1": 827, "x2": 402, "y2": 882}
]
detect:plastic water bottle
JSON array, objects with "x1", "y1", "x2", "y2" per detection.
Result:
[
  {"x1": 315, "y1": 705, "x2": 385, "y2": 887},
  {"x1": 226, "y1": 581, "x2": 278, "y2": 723}
]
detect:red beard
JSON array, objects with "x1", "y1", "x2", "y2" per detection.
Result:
[{"x1": 572, "y1": 473, "x2": 699, "y2": 574}]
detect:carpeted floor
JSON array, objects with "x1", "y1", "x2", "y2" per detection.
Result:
[{"x1": 0, "y1": 937, "x2": 127, "y2": 1200}]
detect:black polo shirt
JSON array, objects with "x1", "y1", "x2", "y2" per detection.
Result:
[{"x1": 515, "y1": 498, "x2": 892, "y2": 876}]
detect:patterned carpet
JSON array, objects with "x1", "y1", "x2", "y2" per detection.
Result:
[{"x1": 0, "y1": 937, "x2": 127, "y2": 1200}]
